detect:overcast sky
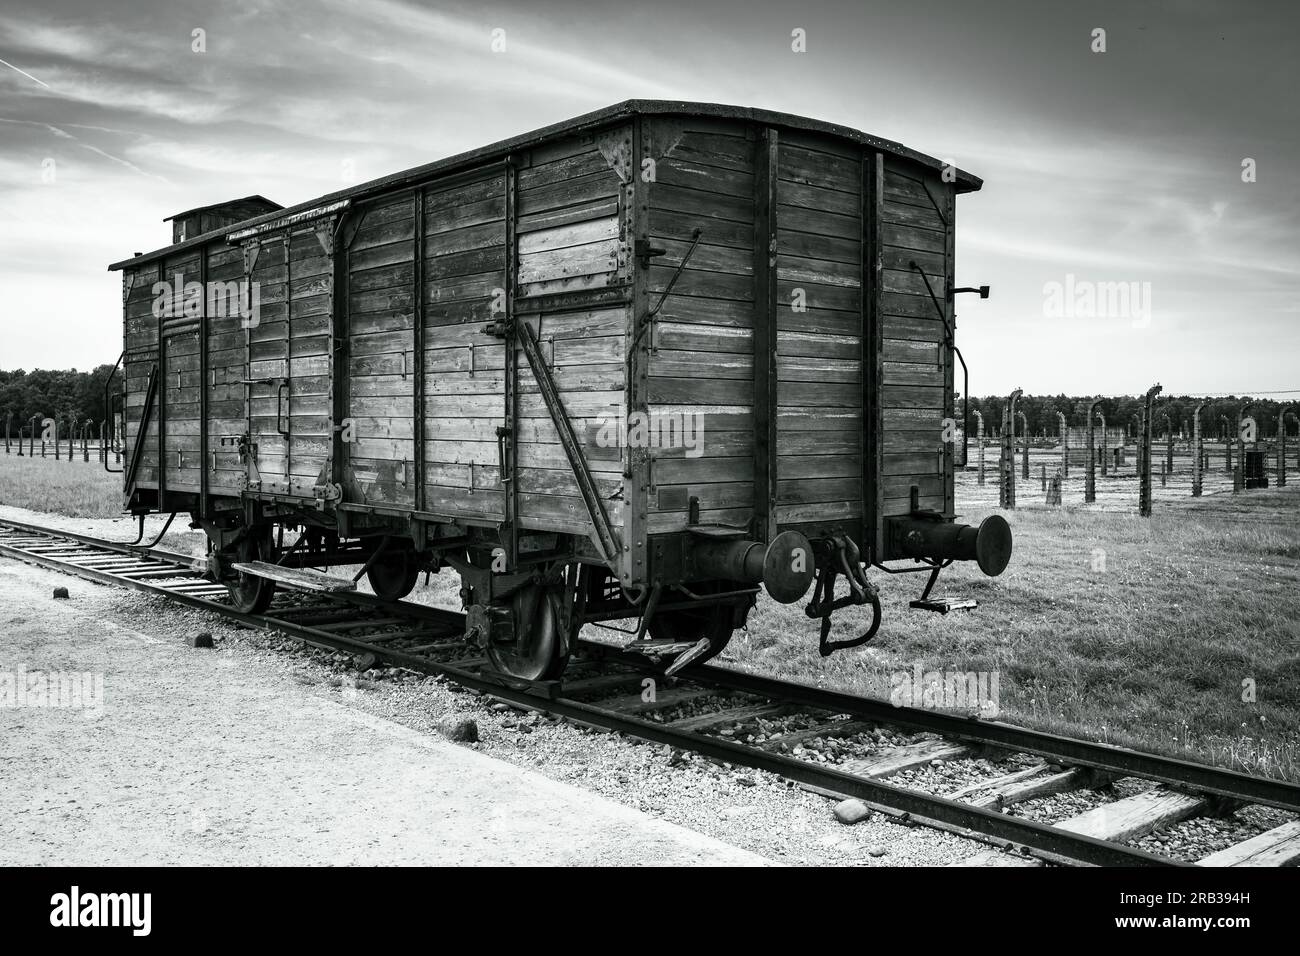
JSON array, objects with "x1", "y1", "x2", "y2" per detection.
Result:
[{"x1": 0, "y1": 0, "x2": 1296, "y2": 395}]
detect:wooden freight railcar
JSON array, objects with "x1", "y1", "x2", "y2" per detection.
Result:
[{"x1": 107, "y1": 101, "x2": 1012, "y2": 681}]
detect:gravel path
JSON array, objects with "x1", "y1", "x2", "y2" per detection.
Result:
[
  {"x1": 0, "y1": 558, "x2": 776, "y2": 866},
  {"x1": 0, "y1": 537, "x2": 995, "y2": 865}
]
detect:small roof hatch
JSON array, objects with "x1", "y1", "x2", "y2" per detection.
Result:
[{"x1": 164, "y1": 195, "x2": 283, "y2": 244}]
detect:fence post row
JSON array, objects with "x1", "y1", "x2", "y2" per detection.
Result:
[
  {"x1": 1138, "y1": 383, "x2": 1162, "y2": 517},
  {"x1": 2, "y1": 413, "x2": 115, "y2": 462},
  {"x1": 1057, "y1": 410, "x2": 1068, "y2": 478},
  {"x1": 1018, "y1": 410, "x2": 1029, "y2": 480},
  {"x1": 1000, "y1": 387, "x2": 1022, "y2": 509},
  {"x1": 1162, "y1": 414, "x2": 1174, "y2": 476},
  {"x1": 7, "y1": 386, "x2": 1292, "y2": 516},
  {"x1": 1097, "y1": 410, "x2": 1108, "y2": 475},
  {"x1": 1192, "y1": 403, "x2": 1204, "y2": 497},
  {"x1": 1235, "y1": 402, "x2": 1257, "y2": 493},
  {"x1": 1086, "y1": 399, "x2": 1102, "y2": 503},
  {"x1": 1277, "y1": 406, "x2": 1295, "y2": 488}
]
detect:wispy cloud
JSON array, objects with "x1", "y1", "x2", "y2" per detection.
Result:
[
  {"x1": 0, "y1": 54, "x2": 49, "y2": 88},
  {"x1": 0, "y1": 117, "x2": 162, "y2": 179},
  {"x1": 0, "y1": 0, "x2": 1295, "y2": 392}
]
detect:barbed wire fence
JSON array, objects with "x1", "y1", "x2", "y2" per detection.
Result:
[
  {"x1": 964, "y1": 388, "x2": 1299, "y2": 517},
  {"x1": 2, "y1": 411, "x2": 122, "y2": 464}
]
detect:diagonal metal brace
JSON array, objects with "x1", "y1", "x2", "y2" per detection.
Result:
[
  {"x1": 124, "y1": 363, "x2": 160, "y2": 491},
  {"x1": 515, "y1": 320, "x2": 619, "y2": 566}
]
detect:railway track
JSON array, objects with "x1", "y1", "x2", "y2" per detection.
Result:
[{"x1": 3, "y1": 515, "x2": 1298, "y2": 868}]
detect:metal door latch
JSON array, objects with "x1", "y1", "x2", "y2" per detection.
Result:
[
  {"x1": 220, "y1": 434, "x2": 253, "y2": 464},
  {"x1": 633, "y1": 238, "x2": 666, "y2": 265}
]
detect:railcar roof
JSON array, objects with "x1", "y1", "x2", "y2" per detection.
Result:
[
  {"x1": 163, "y1": 194, "x2": 282, "y2": 223},
  {"x1": 109, "y1": 99, "x2": 981, "y2": 272}
]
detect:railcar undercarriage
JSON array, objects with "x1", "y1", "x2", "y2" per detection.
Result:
[{"x1": 188, "y1": 504, "x2": 1011, "y2": 683}]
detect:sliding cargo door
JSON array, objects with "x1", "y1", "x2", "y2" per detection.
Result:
[
  {"x1": 342, "y1": 195, "x2": 417, "y2": 508},
  {"x1": 206, "y1": 245, "x2": 250, "y2": 497},
  {"x1": 640, "y1": 121, "x2": 866, "y2": 542},
  {"x1": 773, "y1": 131, "x2": 864, "y2": 534},
  {"x1": 421, "y1": 171, "x2": 508, "y2": 522},
  {"x1": 877, "y1": 158, "x2": 952, "y2": 521},
  {"x1": 122, "y1": 265, "x2": 161, "y2": 495},
  {"x1": 159, "y1": 250, "x2": 203, "y2": 499},
  {"x1": 161, "y1": 323, "x2": 202, "y2": 495},
  {"x1": 642, "y1": 119, "x2": 759, "y2": 535},
  {"x1": 246, "y1": 236, "x2": 290, "y2": 493},
  {"x1": 284, "y1": 229, "x2": 335, "y2": 496}
]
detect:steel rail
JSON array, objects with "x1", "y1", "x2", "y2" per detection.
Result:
[
  {"x1": 0, "y1": 521, "x2": 1169, "y2": 865},
  {"x1": 2, "y1": 517, "x2": 1292, "y2": 866},
  {"x1": 0, "y1": 516, "x2": 197, "y2": 565},
  {"x1": 622, "y1": 655, "x2": 1300, "y2": 814}
]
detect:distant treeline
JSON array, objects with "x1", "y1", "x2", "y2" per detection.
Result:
[
  {"x1": 1, "y1": 368, "x2": 1295, "y2": 442},
  {"x1": 0, "y1": 366, "x2": 117, "y2": 436},
  {"x1": 966, "y1": 393, "x2": 1299, "y2": 438}
]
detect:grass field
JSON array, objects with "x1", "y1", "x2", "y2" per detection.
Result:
[
  {"x1": 0, "y1": 449, "x2": 123, "y2": 517},
  {"x1": 727, "y1": 482, "x2": 1300, "y2": 781},
  {"x1": 2, "y1": 445, "x2": 1297, "y2": 780}
]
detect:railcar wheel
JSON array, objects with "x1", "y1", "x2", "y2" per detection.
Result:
[
  {"x1": 487, "y1": 584, "x2": 569, "y2": 682},
  {"x1": 228, "y1": 528, "x2": 276, "y2": 615},
  {"x1": 366, "y1": 549, "x2": 421, "y2": 602}
]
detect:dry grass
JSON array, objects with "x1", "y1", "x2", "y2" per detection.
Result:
[
  {"x1": 725, "y1": 483, "x2": 1300, "y2": 781},
  {"x1": 0, "y1": 451, "x2": 124, "y2": 517}
]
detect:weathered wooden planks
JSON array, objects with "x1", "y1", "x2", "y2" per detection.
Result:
[
  {"x1": 968, "y1": 768, "x2": 1093, "y2": 810},
  {"x1": 281, "y1": 229, "x2": 335, "y2": 494},
  {"x1": 644, "y1": 120, "x2": 758, "y2": 530},
  {"x1": 514, "y1": 131, "x2": 627, "y2": 300},
  {"x1": 230, "y1": 560, "x2": 356, "y2": 593},
  {"x1": 1055, "y1": 788, "x2": 1208, "y2": 843},
  {"x1": 345, "y1": 194, "x2": 416, "y2": 507},
  {"x1": 416, "y1": 142, "x2": 630, "y2": 528},
  {"x1": 119, "y1": 108, "x2": 970, "y2": 565},
  {"x1": 1196, "y1": 820, "x2": 1300, "y2": 867},
  {"x1": 948, "y1": 849, "x2": 1043, "y2": 867},
  {"x1": 205, "y1": 243, "x2": 249, "y2": 494},
  {"x1": 774, "y1": 131, "x2": 864, "y2": 531},
  {"x1": 161, "y1": 326, "x2": 202, "y2": 492},
  {"x1": 666, "y1": 702, "x2": 786, "y2": 733},
  {"x1": 878, "y1": 157, "x2": 953, "y2": 517},
  {"x1": 123, "y1": 259, "x2": 162, "y2": 488},
  {"x1": 838, "y1": 738, "x2": 970, "y2": 779}
]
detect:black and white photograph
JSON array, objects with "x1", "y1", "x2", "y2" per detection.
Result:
[{"x1": 0, "y1": 0, "x2": 1295, "y2": 927}]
